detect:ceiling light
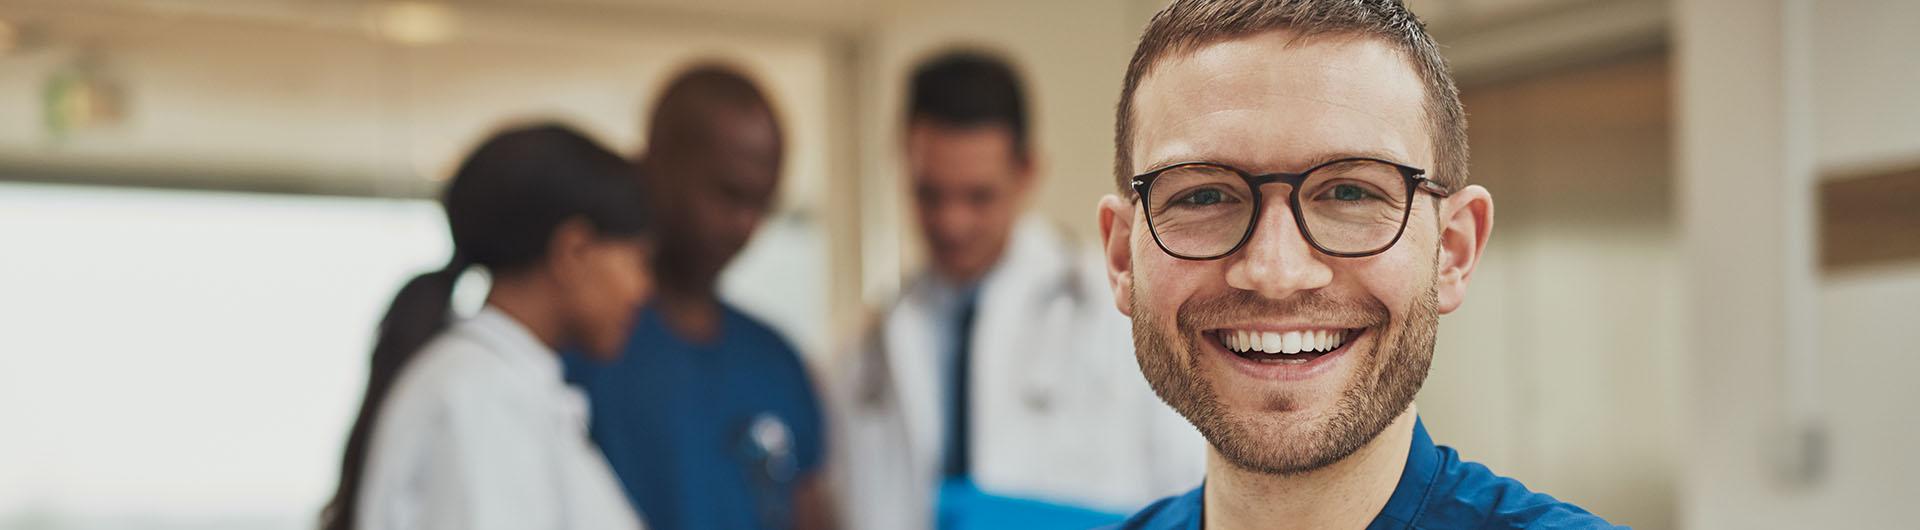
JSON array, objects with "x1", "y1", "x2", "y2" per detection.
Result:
[{"x1": 372, "y1": 2, "x2": 456, "y2": 46}]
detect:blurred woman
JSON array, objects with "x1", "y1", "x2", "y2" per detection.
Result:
[{"x1": 320, "y1": 123, "x2": 653, "y2": 530}]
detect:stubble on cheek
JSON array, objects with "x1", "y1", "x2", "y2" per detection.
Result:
[{"x1": 1127, "y1": 270, "x2": 1440, "y2": 476}]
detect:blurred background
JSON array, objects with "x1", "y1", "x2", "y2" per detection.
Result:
[{"x1": 0, "y1": 0, "x2": 1914, "y2": 529}]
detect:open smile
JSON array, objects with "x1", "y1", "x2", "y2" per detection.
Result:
[{"x1": 1204, "y1": 326, "x2": 1369, "y2": 380}]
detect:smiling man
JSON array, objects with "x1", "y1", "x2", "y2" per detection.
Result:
[{"x1": 1098, "y1": 1, "x2": 1618, "y2": 529}]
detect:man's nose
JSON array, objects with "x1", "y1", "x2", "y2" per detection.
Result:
[
  {"x1": 934, "y1": 202, "x2": 975, "y2": 239},
  {"x1": 1225, "y1": 193, "x2": 1334, "y2": 298}
]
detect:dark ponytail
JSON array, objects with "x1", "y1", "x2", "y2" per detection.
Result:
[{"x1": 321, "y1": 123, "x2": 650, "y2": 530}]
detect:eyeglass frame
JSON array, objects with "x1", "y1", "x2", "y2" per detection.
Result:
[{"x1": 1128, "y1": 157, "x2": 1452, "y2": 260}]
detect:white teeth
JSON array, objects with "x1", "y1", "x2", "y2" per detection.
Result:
[
  {"x1": 1223, "y1": 330, "x2": 1247, "y2": 353},
  {"x1": 1221, "y1": 328, "x2": 1355, "y2": 355}
]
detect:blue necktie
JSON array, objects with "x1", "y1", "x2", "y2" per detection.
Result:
[{"x1": 944, "y1": 292, "x2": 978, "y2": 478}]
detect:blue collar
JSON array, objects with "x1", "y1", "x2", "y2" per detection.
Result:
[
  {"x1": 1369, "y1": 417, "x2": 1440, "y2": 529},
  {"x1": 1137, "y1": 418, "x2": 1439, "y2": 530},
  {"x1": 1117, "y1": 416, "x2": 1616, "y2": 529}
]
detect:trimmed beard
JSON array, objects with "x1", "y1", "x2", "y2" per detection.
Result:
[{"x1": 1131, "y1": 278, "x2": 1439, "y2": 475}]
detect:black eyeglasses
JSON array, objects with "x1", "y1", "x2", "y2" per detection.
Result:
[{"x1": 1130, "y1": 157, "x2": 1450, "y2": 260}]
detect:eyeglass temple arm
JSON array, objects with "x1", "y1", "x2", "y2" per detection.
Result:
[{"x1": 1415, "y1": 176, "x2": 1452, "y2": 197}]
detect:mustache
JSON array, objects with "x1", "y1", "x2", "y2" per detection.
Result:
[{"x1": 1174, "y1": 289, "x2": 1391, "y2": 333}]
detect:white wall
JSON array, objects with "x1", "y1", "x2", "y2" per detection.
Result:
[
  {"x1": 1678, "y1": 0, "x2": 1920, "y2": 528},
  {"x1": 0, "y1": 183, "x2": 446, "y2": 530},
  {"x1": 1811, "y1": 0, "x2": 1920, "y2": 173},
  {"x1": 1801, "y1": 5, "x2": 1920, "y2": 522},
  {"x1": 1427, "y1": 55, "x2": 1680, "y2": 529},
  {"x1": 1800, "y1": 266, "x2": 1920, "y2": 527}
]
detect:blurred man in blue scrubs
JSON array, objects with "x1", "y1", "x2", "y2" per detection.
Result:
[
  {"x1": 1098, "y1": 1, "x2": 1617, "y2": 528},
  {"x1": 832, "y1": 50, "x2": 1204, "y2": 530},
  {"x1": 567, "y1": 64, "x2": 832, "y2": 530}
]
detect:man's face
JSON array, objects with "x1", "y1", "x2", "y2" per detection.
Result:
[
  {"x1": 652, "y1": 106, "x2": 781, "y2": 285},
  {"x1": 907, "y1": 122, "x2": 1030, "y2": 283},
  {"x1": 1102, "y1": 30, "x2": 1486, "y2": 475}
]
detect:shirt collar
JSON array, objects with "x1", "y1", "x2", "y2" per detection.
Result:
[
  {"x1": 465, "y1": 305, "x2": 565, "y2": 386},
  {"x1": 1176, "y1": 417, "x2": 1440, "y2": 529},
  {"x1": 925, "y1": 275, "x2": 982, "y2": 315},
  {"x1": 1374, "y1": 417, "x2": 1442, "y2": 526}
]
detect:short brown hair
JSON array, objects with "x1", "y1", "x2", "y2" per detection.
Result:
[{"x1": 1113, "y1": 0, "x2": 1466, "y2": 193}]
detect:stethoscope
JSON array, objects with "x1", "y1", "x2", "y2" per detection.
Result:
[
  {"x1": 854, "y1": 264, "x2": 1095, "y2": 415},
  {"x1": 735, "y1": 412, "x2": 797, "y2": 529}
]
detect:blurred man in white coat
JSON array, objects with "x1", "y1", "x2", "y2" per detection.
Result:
[{"x1": 831, "y1": 50, "x2": 1204, "y2": 530}]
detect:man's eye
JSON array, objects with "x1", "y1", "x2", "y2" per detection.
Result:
[
  {"x1": 1178, "y1": 188, "x2": 1227, "y2": 206},
  {"x1": 1327, "y1": 184, "x2": 1374, "y2": 201}
]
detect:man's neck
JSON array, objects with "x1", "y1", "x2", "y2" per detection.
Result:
[
  {"x1": 655, "y1": 281, "x2": 722, "y2": 345},
  {"x1": 1202, "y1": 408, "x2": 1417, "y2": 530}
]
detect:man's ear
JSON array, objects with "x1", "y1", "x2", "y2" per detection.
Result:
[
  {"x1": 1016, "y1": 150, "x2": 1042, "y2": 183},
  {"x1": 1435, "y1": 185, "x2": 1494, "y2": 314},
  {"x1": 1098, "y1": 194, "x2": 1137, "y2": 317},
  {"x1": 1011, "y1": 150, "x2": 1042, "y2": 205}
]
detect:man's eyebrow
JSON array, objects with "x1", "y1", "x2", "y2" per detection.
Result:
[
  {"x1": 1136, "y1": 148, "x2": 1416, "y2": 176},
  {"x1": 1282, "y1": 149, "x2": 1417, "y2": 173}
]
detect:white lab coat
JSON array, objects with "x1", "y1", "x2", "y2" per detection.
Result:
[
  {"x1": 358, "y1": 306, "x2": 644, "y2": 530},
  {"x1": 830, "y1": 216, "x2": 1204, "y2": 530}
]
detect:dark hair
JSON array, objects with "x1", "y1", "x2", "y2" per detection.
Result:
[
  {"x1": 907, "y1": 49, "x2": 1031, "y2": 161},
  {"x1": 319, "y1": 123, "x2": 649, "y2": 530},
  {"x1": 645, "y1": 63, "x2": 781, "y2": 156},
  {"x1": 1115, "y1": 0, "x2": 1466, "y2": 192}
]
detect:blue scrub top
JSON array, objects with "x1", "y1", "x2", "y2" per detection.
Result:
[
  {"x1": 565, "y1": 303, "x2": 824, "y2": 530},
  {"x1": 1109, "y1": 419, "x2": 1621, "y2": 530}
]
